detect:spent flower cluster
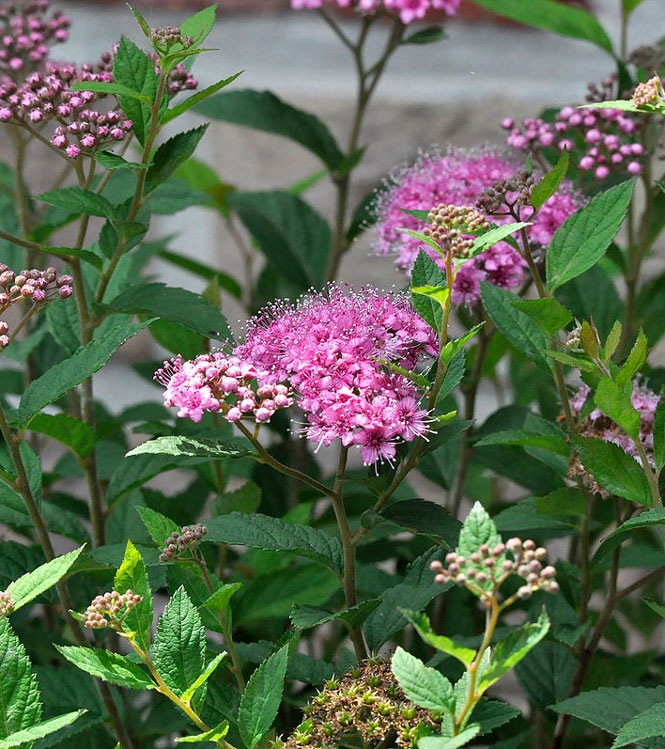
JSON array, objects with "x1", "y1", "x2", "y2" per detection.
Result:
[
  {"x1": 280, "y1": 659, "x2": 437, "y2": 748},
  {"x1": 424, "y1": 204, "x2": 489, "y2": 259},
  {"x1": 154, "y1": 352, "x2": 295, "y2": 425},
  {"x1": 235, "y1": 285, "x2": 437, "y2": 465},
  {"x1": 83, "y1": 589, "x2": 142, "y2": 630},
  {"x1": 159, "y1": 524, "x2": 209, "y2": 562},
  {"x1": 290, "y1": 0, "x2": 460, "y2": 25},
  {"x1": 431, "y1": 536, "x2": 559, "y2": 602},
  {"x1": 0, "y1": 590, "x2": 14, "y2": 617}
]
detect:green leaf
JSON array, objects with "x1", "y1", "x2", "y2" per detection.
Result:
[
  {"x1": 572, "y1": 435, "x2": 652, "y2": 504},
  {"x1": 205, "y1": 512, "x2": 343, "y2": 575},
  {"x1": 391, "y1": 646, "x2": 455, "y2": 714},
  {"x1": 438, "y1": 350, "x2": 466, "y2": 402},
  {"x1": 418, "y1": 725, "x2": 481, "y2": 748},
  {"x1": 28, "y1": 413, "x2": 95, "y2": 459},
  {"x1": 546, "y1": 181, "x2": 635, "y2": 292},
  {"x1": 594, "y1": 378, "x2": 640, "y2": 441},
  {"x1": 145, "y1": 126, "x2": 208, "y2": 196},
  {"x1": 654, "y1": 398, "x2": 665, "y2": 471},
  {"x1": 469, "y1": 0, "x2": 613, "y2": 53},
  {"x1": 114, "y1": 540, "x2": 152, "y2": 654},
  {"x1": 515, "y1": 641, "x2": 575, "y2": 711},
  {"x1": 412, "y1": 285, "x2": 449, "y2": 310},
  {"x1": 180, "y1": 3, "x2": 218, "y2": 47},
  {"x1": 153, "y1": 587, "x2": 205, "y2": 697},
  {"x1": 158, "y1": 249, "x2": 242, "y2": 299},
  {"x1": 542, "y1": 348, "x2": 598, "y2": 373},
  {"x1": 557, "y1": 265, "x2": 623, "y2": 341},
  {"x1": 456, "y1": 501, "x2": 504, "y2": 594},
  {"x1": 475, "y1": 429, "x2": 570, "y2": 457},
  {"x1": 596, "y1": 508, "x2": 665, "y2": 555},
  {"x1": 69, "y1": 80, "x2": 151, "y2": 102},
  {"x1": 468, "y1": 221, "x2": 530, "y2": 257},
  {"x1": 238, "y1": 645, "x2": 289, "y2": 748},
  {"x1": 56, "y1": 646, "x2": 154, "y2": 690},
  {"x1": 38, "y1": 245, "x2": 104, "y2": 269},
  {"x1": 7, "y1": 546, "x2": 83, "y2": 612},
  {"x1": 290, "y1": 600, "x2": 381, "y2": 631},
  {"x1": 402, "y1": 610, "x2": 475, "y2": 665},
  {"x1": 398, "y1": 228, "x2": 443, "y2": 256},
  {"x1": 511, "y1": 298, "x2": 572, "y2": 336},
  {"x1": 136, "y1": 506, "x2": 180, "y2": 546},
  {"x1": 203, "y1": 583, "x2": 242, "y2": 618},
  {"x1": 0, "y1": 618, "x2": 41, "y2": 739},
  {"x1": 96, "y1": 151, "x2": 151, "y2": 170},
  {"x1": 176, "y1": 721, "x2": 229, "y2": 743},
  {"x1": 18, "y1": 320, "x2": 152, "y2": 429},
  {"x1": 180, "y1": 653, "x2": 226, "y2": 707},
  {"x1": 162, "y1": 72, "x2": 243, "y2": 124},
  {"x1": 0, "y1": 710, "x2": 86, "y2": 747},
  {"x1": 103, "y1": 282, "x2": 231, "y2": 341},
  {"x1": 479, "y1": 609, "x2": 550, "y2": 690},
  {"x1": 532, "y1": 148, "x2": 570, "y2": 210},
  {"x1": 481, "y1": 283, "x2": 551, "y2": 372},
  {"x1": 195, "y1": 89, "x2": 344, "y2": 170},
  {"x1": 402, "y1": 26, "x2": 446, "y2": 45},
  {"x1": 37, "y1": 187, "x2": 116, "y2": 219},
  {"x1": 552, "y1": 685, "x2": 665, "y2": 739},
  {"x1": 128, "y1": 4, "x2": 151, "y2": 38},
  {"x1": 616, "y1": 329, "x2": 649, "y2": 388},
  {"x1": 381, "y1": 499, "x2": 462, "y2": 547},
  {"x1": 126, "y1": 436, "x2": 256, "y2": 461},
  {"x1": 229, "y1": 190, "x2": 330, "y2": 289},
  {"x1": 411, "y1": 250, "x2": 445, "y2": 329},
  {"x1": 113, "y1": 37, "x2": 158, "y2": 145},
  {"x1": 612, "y1": 702, "x2": 665, "y2": 747}
]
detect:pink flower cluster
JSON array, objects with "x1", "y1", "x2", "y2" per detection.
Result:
[
  {"x1": 154, "y1": 352, "x2": 294, "y2": 425},
  {"x1": 291, "y1": 0, "x2": 460, "y2": 24},
  {"x1": 234, "y1": 285, "x2": 438, "y2": 466},
  {"x1": 374, "y1": 145, "x2": 582, "y2": 305},
  {"x1": 502, "y1": 78, "x2": 643, "y2": 180},
  {"x1": 571, "y1": 380, "x2": 661, "y2": 494},
  {"x1": 0, "y1": 1, "x2": 70, "y2": 77}
]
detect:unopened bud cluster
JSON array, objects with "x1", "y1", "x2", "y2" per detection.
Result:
[
  {"x1": 279, "y1": 659, "x2": 437, "y2": 748},
  {"x1": 632, "y1": 75, "x2": 665, "y2": 109},
  {"x1": 151, "y1": 25, "x2": 195, "y2": 54},
  {"x1": 0, "y1": 1, "x2": 70, "y2": 78},
  {"x1": 159, "y1": 524, "x2": 208, "y2": 562},
  {"x1": 154, "y1": 352, "x2": 294, "y2": 424},
  {"x1": 424, "y1": 204, "x2": 489, "y2": 259},
  {"x1": 0, "y1": 590, "x2": 15, "y2": 617},
  {"x1": 476, "y1": 169, "x2": 536, "y2": 217},
  {"x1": 83, "y1": 589, "x2": 142, "y2": 629},
  {"x1": 0, "y1": 264, "x2": 73, "y2": 348},
  {"x1": 431, "y1": 537, "x2": 559, "y2": 601},
  {"x1": 628, "y1": 46, "x2": 665, "y2": 76}
]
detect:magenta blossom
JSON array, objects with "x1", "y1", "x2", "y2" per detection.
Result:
[
  {"x1": 234, "y1": 285, "x2": 437, "y2": 466},
  {"x1": 290, "y1": 0, "x2": 460, "y2": 25},
  {"x1": 373, "y1": 145, "x2": 583, "y2": 305}
]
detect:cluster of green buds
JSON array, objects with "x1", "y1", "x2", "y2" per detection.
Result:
[
  {"x1": 278, "y1": 659, "x2": 437, "y2": 748},
  {"x1": 423, "y1": 204, "x2": 489, "y2": 259},
  {"x1": 83, "y1": 590, "x2": 142, "y2": 630},
  {"x1": 150, "y1": 25, "x2": 195, "y2": 54},
  {"x1": 632, "y1": 75, "x2": 665, "y2": 109},
  {"x1": 159, "y1": 524, "x2": 208, "y2": 563},
  {"x1": 0, "y1": 590, "x2": 14, "y2": 617},
  {"x1": 431, "y1": 536, "x2": 558, "y2": 602}
]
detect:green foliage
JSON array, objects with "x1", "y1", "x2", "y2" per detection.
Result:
[
  {"x1": 114, "y1": 540, "x2": 153, "y2": 653},
  {"x1": 7, "y1": 546, "x2": 82, "y2": 612},
  {"x1": 57, "y1": 646, "x2": 155, "y2": 690},
  {"x1": 0, "y1": 618, "x2": 42, "y2": 739},
  {"x1": 391, "y1": 646, "x2": 455, "y2": 713}
]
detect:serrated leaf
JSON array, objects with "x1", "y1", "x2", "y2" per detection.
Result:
[
  {"x1": 145, "y1": 126, "x2": 209, "y2": 195},
  {"x1": 290, "y1": 599, "x2": 381, "y2": 631},
  {"x1": 572, "y1": 435, "x2": 652, "y2": 504},
  {"x1": 532, "y1": 147, "x2": 570, "y2": 210},
  {"x1": 153, "y1": 587, "x2": 205, "y2": 697},
  {"x1": 616, "y1": 329, "x2": 649, "y2": 388},
  {"x1": 28, "y1": 413, "x2": 95, "y2": 459},
  {"x1": 137, "y1": 506, "x2": 180, "y2": 547},
  {"x1": 18, "y1": 320, "x2": 152, "y2": 428},
  {"x1": 238, "y1": 645, "x2": 289, "y2": 748},
  {"x1": 69, "y1": 80, "x2": 151, "y2": 102},
  {"x1": 381, "y1": 499, "x2": 461, "y2": 547},
  {"x1": 594, "y1": 378, "x2": 641, "y2": 441},
  {"x1": 180, "y1": 3, "x2": 217, "y2": 47},
  {"x1": 7, "y1": 546, "x2": 83, "y2": 611},
  {"x1": 203, "y1": 583, "x2": 242, "y2": 617},
  {"x1": 161, "y1": 72, "x2": 243, "y2": 125},
  {"x1": 103, "y1": 282, "x2": 231, "y2": 341},
  {"x1": 37, "y1": 187, "x2": 116, "y2": 219},
  {"x1": 113, "y1": 36, "x2": 158, "y2": 145},
  {"x1": 402, "y1": 610, "x2": 475, "y2": 665},
  {"x1": 456, "y1": 501, "x2": 503, "y2": 594},
  {"x1": 475, "y1": 429, "x2": 570, "y2": 457},
  {"x1": 0, "y1": 710, "x2": 85, "y2": 747},
  {"x1": 546, "y1": 180, "x2": 634, "y2": 292},
  {"x1": 114, "y1": 540, "x2": 152, "y2": 654},
  {"x1": 126, "y1": 436, "x2": 256, "y2": 460},
  {"x1": 611, "y1": 702, "x2": 665, "y2": 747},
  {"x1": 195, "y1": 89, "x2": 343, "y2": 170},
  {"x1": 180, "y1": 653, "x2": 226, "y2": 706},
  {"x1": 176, "y1": 720, "x2": 229, "y2": 743},
  {"x1": 511, "y1": 298, "x2": 572, "y2": 336},
  {"x1": 96, "y1": 151, "x2": 151, "y2": 170},
  {"x1": 418, "y1": 725, "x2": 481, "y2": 748},
  {"x1": 0, "y1": 618, "x2": 41, "y2": 739},
  {"x1": 411, "y1": 250, "x2": 445, "y2": 329},
  {"x1": 468, "y1": 221, "x2": 530, "y2": 257},
  {"x1": 596, "y1": 508, "x2": 665, "y2": 555},
  {"x1": 391, "y1": 647, "x2": 455, "y2": 713},
  {"x1": 205, "y1": 512, "x2": 343, "y2": 574},
  {"x1": 56, "y1": 646, "x2": 154, "y2": 690}
]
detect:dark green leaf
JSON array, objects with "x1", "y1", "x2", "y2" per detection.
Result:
[
  {"x1": 145, "y1": 126, "x2": 208, "y2": 195},
  {"x1": 290, "y1": 600, "x2": 381, "y2": 631},
  {"x1": 532, "y1": 148, "x2": 570, "y2": 210},
  {"x1": 391, "y1": 647, "x2": 455, "y2": 713},
  {"x1": 402, "y1": 26, "x2": 446, "y2": 45},
  {"x1": 511, "y1": 298, "x2": 572, "y2": 336},
  {"x1": 37, "y1": 187, "x2": 116, "y2": 219},
  {"x1": 56, "y1": 646, "x2": 154, "y2": 690},
  {"x1": 0, "y1": 711, "x2": 86, "y2": 747},
  {"x1": 158, "y1": 250, "x2": 242, "y2": 299},
  {"x1": 126, "y1": 436, "x2": 255, "y2": 461},
  {"x1": 613, "y1": 703, "x2": 665, "y2": 747},
  {"x1": 28, "y1": 413, "x2": 95, "y2": 459},
  {"x1": 161, "y1": 72, "x2": 243, "y2": 124},
  {"x1": 0, "y1": 618, "x2": 41, "y2": 739},
  {"x1": 594, "y1": 378, "x2": 640, "y2": 441},
  {"x1": 113, "y1": 37, "x2": 158, "y2": 145},
  {"x1": 382, "y1": 499, "x2": 461, "y2": 546}
]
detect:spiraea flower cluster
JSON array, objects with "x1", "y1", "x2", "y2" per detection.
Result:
[
  {"x1": 570, "y1": 380, "x2": 661, "y2": 495},
  {"x1": 0, "y1": 264, "x2": 73, "y2": 348},
  {"x1": 431, "y1": 537, "x2": 559, "y2": 602},
  {"x1": 150, "y1": 25, "x2": 195, "y2": 55},
  {"x1": 290, "y1": 0, "x2": 460, "y2": 25},
  {"x1": 424, "y1": 204, "x2": 489, "y2": 259},
  {"x1": 374, "y1": 146, "x2": 581, "y2": 305},
  {"x1": 633, "y1": 75, "x2": 665, "y2": 109},
  {"x1": 83, "y1": 590, "x2": 142, "y2": 630},
  {"x1": 279, "y1": 659, "x2": 438, "y2": 748},
  {"x1": 159, "y1": 524, "x2": 208, "y2": 562},
  {"x1": 503, "y1": 75, "x2": 643, "y2": 180},
  {"x1": 154, "y1": 352, "x2": 294, "y2": 425},
  {"x1": 235, "y1": 285, "x2": 437, "y2": 466},
  {"x1": 0, "y1": 590, "x2": 14, "y2": 617},
  {"x1": 0, "y1": 1, "x2": 70, "y2": 77}
]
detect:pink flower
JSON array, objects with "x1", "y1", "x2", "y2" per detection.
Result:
[
  {"x1": 235, "y1": 285, "x2": 438, "y2": 466},
  {"x1": 290, "y1": 0, "x2": 461, "y2": 22}
]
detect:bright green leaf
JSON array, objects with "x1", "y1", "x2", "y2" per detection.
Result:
[
  {"x1": 56, "y1": 646, "x2": 154, "y2": 690},
  {"x1": 391, "y1": 646, "x2": 455, "y2": 714}
]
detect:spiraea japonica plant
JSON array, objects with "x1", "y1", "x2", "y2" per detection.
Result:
[{"x1": 0, "y1": 0, "x2": 665, "y2": 746}]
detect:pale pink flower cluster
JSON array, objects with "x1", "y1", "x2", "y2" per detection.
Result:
[
  {"x1": 234, "y1": 285, "x2": 438, "y2": 466},
  {"x1": 154, "y1": 352, "x2": 294, "y2": 425},
  {"x1": 374, "y1": 146, "x2": 582, "y2": 305},
  {"x1": 291, "y1": 0, "x2": 460, "y2": 24}
]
